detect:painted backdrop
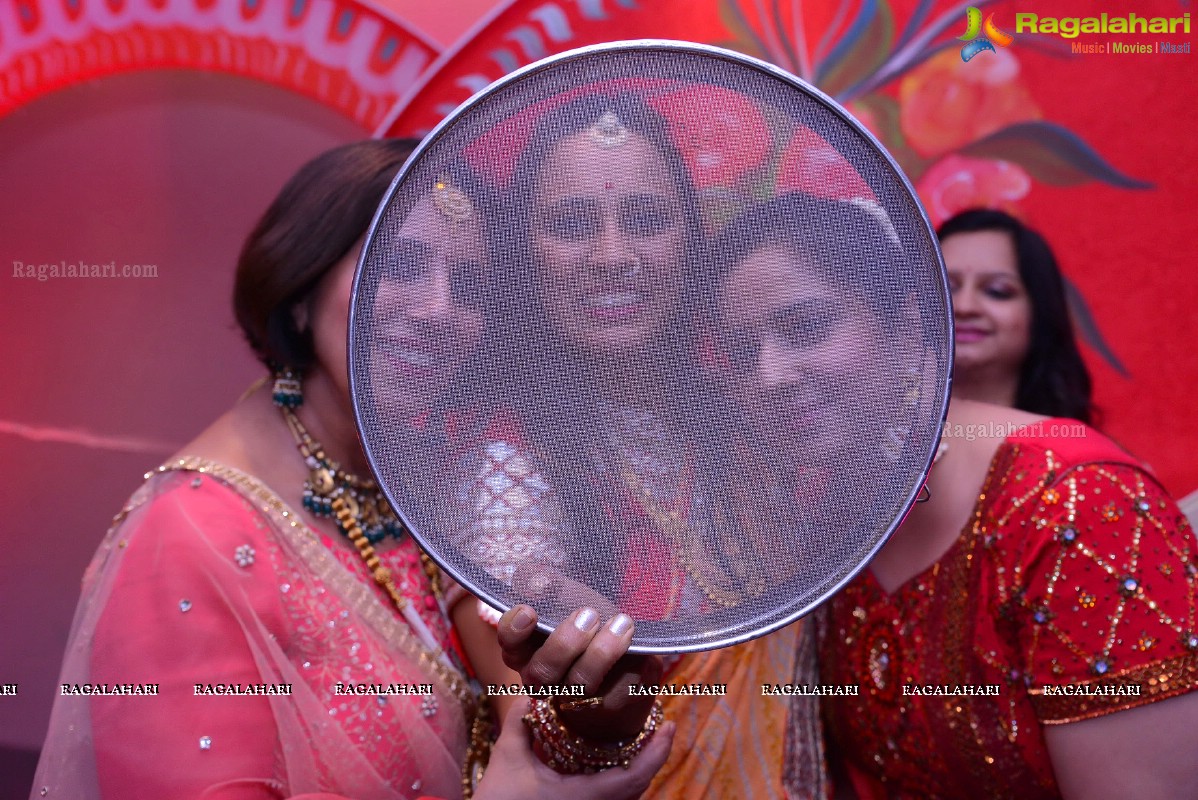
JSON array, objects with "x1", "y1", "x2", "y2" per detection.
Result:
[{"x1": 1, "y1": 0, "x2": 1194, "y2": 782}]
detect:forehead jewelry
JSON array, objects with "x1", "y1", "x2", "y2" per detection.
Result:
[
  {"x1": 588, "y1": 111, "x2": 629, "y2": 148},
  {"x1": 432, "y1": 177, "x2": 475, "y2": 223}
]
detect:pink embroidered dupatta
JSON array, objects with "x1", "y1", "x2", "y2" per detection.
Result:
[{"x1": 33, "y1": 459, "x2": 471, "y2": 800}]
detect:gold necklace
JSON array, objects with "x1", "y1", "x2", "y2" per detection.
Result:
[
  {"x1": 617, "y1": 455, "x2": 757, "y2": 609},
  {"x1": 277, "y1": 408, "x2": 491, "y2": 795},
  {"x1": 280, "y1": 406, "x2": 404, "y2": 544},
  {"x1": 604, "y1": 404, "x2": 756, "y2": 609}
]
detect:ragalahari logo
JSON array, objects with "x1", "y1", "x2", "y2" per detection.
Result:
[{"x1": 959, "y1": 7, "x2": 1014, "y2": 61}]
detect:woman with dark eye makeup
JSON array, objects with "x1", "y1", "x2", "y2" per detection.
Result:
[
  {"x1": 444, "y1": 95, "x2": 827, "y2": 800},
  {"x1": 937, "y1": 208, "x2": 1094, "y2": 425}
]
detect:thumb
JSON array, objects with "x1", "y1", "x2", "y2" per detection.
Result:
[{"x1": 490, "y1": 697, "x2": 534, "y2": 759}]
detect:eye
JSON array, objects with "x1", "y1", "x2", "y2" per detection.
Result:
[
  {"x1": 384, "y1": 239, "x2": 430, "y2": 283},
  {"x1": 983, "y1": 280, "x2": 1020, "y2": 300},
  {"x1": 719, "y1": 328, "x2": 761, "y2": 371},
  {"x1": 621, "y1": 195, "x2": 676, "y2": 237},
  {"x1": 769, "y1": 302, "x2": 843, "y2": 349},
  {"x1": 449, "y1": 259, "x2": 486, "y2": 307},
  {"x1": 539, "y1": 199, "x2": 600, "y2": 241}
]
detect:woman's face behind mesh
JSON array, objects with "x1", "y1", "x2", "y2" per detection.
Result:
[
  {"x1": 531, "y1": 128, "x2": 686, "y2": 357},
  {"x1": 719, "y1": 243, "x2": 890, "y2": 467},
  {"x1": 369, "y1": 193, "x2": 488, "y2": 419}
]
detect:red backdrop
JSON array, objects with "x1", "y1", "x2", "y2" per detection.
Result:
[{"x1": 0, "y1": 0, "x2": 1194, "y2": 765}]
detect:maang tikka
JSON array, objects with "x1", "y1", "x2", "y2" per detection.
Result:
[
  {"x1": 432, "y1": 177, "x2": 475, "y2": 224},
  {"x1": 588, "y1": 111, "x2": 629, "y2": 148}
]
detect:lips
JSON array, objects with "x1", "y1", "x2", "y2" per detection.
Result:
[
  {"x1": 760, "y1": 387, "x2": 828, "y2": 433},
  {"x1": 379, "y1": 334, "x2": 448, "y2": 377},
  {"x1": 393, "y1": 347, "x2": 435, "y2": 368},
  {"x1": 954, "y1": 324, "x2": 989, "y2": 343},
  {"x1": 783, "y1": 403, "x2": 826, "y2": 433},
  {"x1": 580, "y1": 291, "x2": 647, "y2": 320}
]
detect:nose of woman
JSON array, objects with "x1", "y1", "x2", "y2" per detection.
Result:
[
  {"x1": 405, "y1": 266, "x2": 457, "y2": 323},
  {"x1": 951, "y1": 280, "x2": 983, "y2": 319},
  {"x1": 590, "y1": 215, "x2": 638, "y2": 278}
]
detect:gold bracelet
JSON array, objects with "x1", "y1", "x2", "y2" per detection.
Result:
[
  {"x1": 558, "y1": 695, "x2": 604, "y2": 711},
  {"x1": 462, "y1": 696, "x2": 495, "y2": 798},
  {"x1": 523, "y1": 697, "x2": 664, "y2": 773}
]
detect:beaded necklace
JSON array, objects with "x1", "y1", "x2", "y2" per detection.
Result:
[
  {"x1": 280, "y1": 405, "x2": 405, "y2": 544},
  {"x1": 278, "y1": 400, "x2": 492, "y2": 795}
]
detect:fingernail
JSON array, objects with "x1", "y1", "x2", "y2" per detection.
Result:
[
  {"x1": 573, "y1": 607, "x2": 599, "y2": 632},
  {"x1": 512, "y1": 606, "x2": 535, "y2": 632},
  {"x1": 607, "y1": 613, "x2": 633, "y2": 636}
]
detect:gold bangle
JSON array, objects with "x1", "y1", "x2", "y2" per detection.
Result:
[
  {"x1": 522, "y1": 697, "x2": 664, "y2": 773},
  {"x1": 558, "y1": 695, "x2": 604, "y2": 711}
]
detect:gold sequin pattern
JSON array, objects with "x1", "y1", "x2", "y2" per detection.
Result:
[
  {"x1": 1031, "y1": 652, "x2": 1198, "y2": 723},
  {"x1": 821, "y1": 436, "x2": 1198, "y2": 799}
]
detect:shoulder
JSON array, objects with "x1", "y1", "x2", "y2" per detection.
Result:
[
  {"x1": 972, "y1": 413, "x2": 1185, "y2": 583},
  {"x1": 972, "y1": 410, "x2": 1155, "y2": 521},
  {"x1": 978, "y1": 426, "x2": 1192, "y2": 625},
  {"x1": 979, "y1": 428, "x2": 1177, "y2": 541},
  {"x1": 456, "y1": 409, "x2": 549, "y2": 480},
  {"x1": 1006, "y1": 417, "x2": 1144, "y2": 473},
  {"x1": 114, "y1": 459, "x2": 291, "y2": 561},
  {"x1": 949, "y1": 400, "x2": 1136, "y2": 472}
]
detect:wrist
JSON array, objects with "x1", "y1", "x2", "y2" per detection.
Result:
[
  {"x1": 557, "y1": 700, "x2": 647, "y2": 743},
  {"x1": 523, "y1": 697, "x2": 664, "y2": 774}
]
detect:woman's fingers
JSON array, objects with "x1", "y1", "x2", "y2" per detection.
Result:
[
  {"x1": 518, "y1": 606, "x2": 604, "y2": 687},
  {"x1": 558, "y1": 653, "x2": 662, "y2": 741},
  {"x1": 562, "y1": 612, "x2": 634, "y2": 693},
  {"x1": 497, "y1": 603, "x2": 642, "y2": 695},
  {"x1": 497, "y1": 605, "x2": 541, "y2": 674}
]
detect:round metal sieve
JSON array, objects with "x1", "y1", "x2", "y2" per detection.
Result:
[{"x1": 349, "y1": 40, "x2": 950, "y2": 653}]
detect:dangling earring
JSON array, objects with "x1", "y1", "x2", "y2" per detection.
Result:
[
  {"x1": 881, "y1": 367, "x2": 921, "y2": 463},
  {"x1": 900, "y1": 365, "x2": 922, "y2": 411},
  {"x1": 272, "y1": 366, "x2": 304, "y2": 409}
]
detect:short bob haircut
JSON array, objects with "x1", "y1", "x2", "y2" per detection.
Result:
[
  {"x1": 937, "y1": 208, "x2": 1094, "y2": 425},
  {"x1": 234, "y1": 138, "x2": 419, "y2": 371}
]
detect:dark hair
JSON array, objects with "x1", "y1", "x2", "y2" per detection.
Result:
[
  {"x1": 234, "y1": 138, "x2": 419, "y2": 370},
  {"x1": 710, "y1": 192, "x2": 912, "y2": 329},
  {"x1": 937, "y1": 208, "x2": 1094, "y2": 425},
  {"x1": 479, "y1": 93, "x2": 713, "y2": 584}
]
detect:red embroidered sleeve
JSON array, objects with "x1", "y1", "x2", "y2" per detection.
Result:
[{"x1": 1006, "y1": 461, "x2": 1198, "y2": 723}]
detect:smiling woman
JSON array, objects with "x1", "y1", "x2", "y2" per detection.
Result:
[
  {"x1": 938, "y1": 208, "x2": 1094, "y2": 424},
  {"x1": 367, "y1": 181, "x2": 490, "y2": 421},
  {"x1": 530, "y1": 116, "x2": 687, "y2": 354},
  {"x1": 428, "y1": 87, "x2": 825, "y2": 800},
  {"x1": 445, "y1": 91, "x2": 711, "y2": 618},
  {"x1": 31, "y1": 139, "x2": 672, "y2": 800},
  {"x1": 713, "y1": 192, "x2": 919, "y2": 473}
]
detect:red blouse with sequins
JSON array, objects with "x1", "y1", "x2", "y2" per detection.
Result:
[{"x1": 820, "y1": 423, "x2": 1198, "y2": 799}]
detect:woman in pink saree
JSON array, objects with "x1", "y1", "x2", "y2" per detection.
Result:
[{"x1": 32, "y1": 140, "x2": 670, "y2": 800}]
